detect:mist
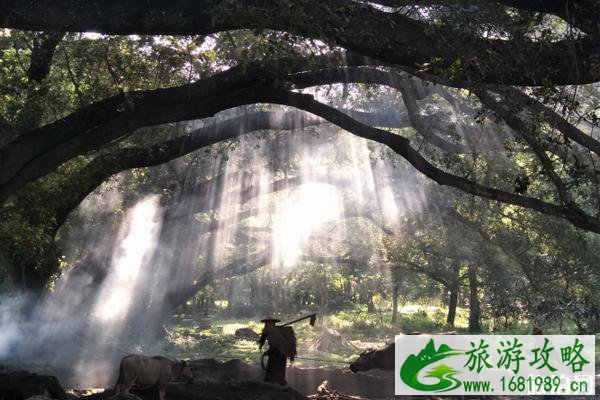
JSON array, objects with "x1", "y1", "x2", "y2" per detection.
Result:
[
  {"x1": 0, "y1": 106, "x2": 435, "y2": 387},
  {"x1": 1, "y1": 81, "x2": 593, "y2": 393}
]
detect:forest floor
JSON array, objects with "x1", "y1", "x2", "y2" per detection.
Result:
[
  {"x1": 162, "y1": 303, "x2": 465, "y2": 366},
  {"x1": 4, "y1": 303, "x2": 598, "y2": 399},
  {"x1": 161, "y1": 303, "x2": 600, "y2": 368}
]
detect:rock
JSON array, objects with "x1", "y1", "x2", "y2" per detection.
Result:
[
  {"x1": 107, "y1": 393, "x2": 144, "y2": 400},
  {"x1": 79, "y1": 389, "x2": 152, "y2": 400},
  {"x1": 189, "y1": 358, "x2": 394, "y2": 398},
  {"x1": 196, "y1": 318, "x2": 212, "y2": 330},
  {"x1": 80, "y1": 382, "x2": 306, "y2": 400},
  {"x1": 287, "y1": 366, "x2": 393, "y2": 399},
  {"x1": 168, "y1": 381, "x2": 306, "y2": 400},
  {"x1": 234, "y1": 327, "x2": 259, "y2": 340},
  {"x1": 25, "y1": 396, "x2": 53, "y2": 400},
  {"x1": 77, "y1": 389, "x2": 115, "y2": 400},
  {"x1": 0, "y1": 371, "x2": 68, "y2": 400},
  {"x1": 307, "y1": 381, "x2": 367, "y2": 399},
  {"x1": 189, "y1": 359, "x2": 262, "y2": 382},
  {"x1": 81, "y1": 358, "x2": 395, "y2": 399}
]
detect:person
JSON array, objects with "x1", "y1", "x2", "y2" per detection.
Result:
[{"x1": 258, "y1": 317, "x2": 297, "y2": 385}]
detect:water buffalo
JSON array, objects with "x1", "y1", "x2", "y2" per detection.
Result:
[
  {"x1": 349, "y1": 343, "x2": 395, "y2": 372},
  {"x1": 0, "y1": 370, "x2": 68, "y2": 400},
  {"x1": 114, "y1": 355, "x2": 194, "y2": 400}
]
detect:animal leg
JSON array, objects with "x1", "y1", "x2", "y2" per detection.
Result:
[
  {"x1": 115, "y1": 375, "x2": 133, "y2": 394},
  {"x1": 158, "y1": 386, "x2": 166, "y2": 400},
  {"x1": 115, "y1": 381, "x2": 132, "y2": 394}
]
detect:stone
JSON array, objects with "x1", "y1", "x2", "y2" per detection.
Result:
[{"x1": 234, "y1": 327, "x2": 259, "y2": 340}]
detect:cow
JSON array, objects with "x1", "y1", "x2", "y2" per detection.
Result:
[
  {"x1": 114, "y1": 355, "x2": 194, "y2": 400},
  {"x1": 350, "y1": 331, "x2": 457, "y2": 372}
]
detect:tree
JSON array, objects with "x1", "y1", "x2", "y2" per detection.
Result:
[{"x1": 1, "y1": 1, "x2": 599, "y2": 295}]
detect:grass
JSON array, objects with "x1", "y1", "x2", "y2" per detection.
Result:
[
  {"x1": 161, "y1": 303, "x2": 600, "y2": 368},
  {"x1": 162, "y1": 304, "x2": 438, "y2": 366}
]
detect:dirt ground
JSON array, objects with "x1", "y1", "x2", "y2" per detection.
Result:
[{"x1": 2, "y1": 361, "x2": 599, "y2": 400}]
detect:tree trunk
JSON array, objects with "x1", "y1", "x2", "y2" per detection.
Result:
[
  {"x1": 447, "y1": 283, "x2": 459, "y2": 327},
  {"x1": 446, "y1": 263, "x2": 460, "y2": 327},
  {"x1": 226, "y1": 280, "x2": 234, "y2": 313},
  {"x1": 391, "y1": 281, "x2": 399, "y2": 324},
  {"x1": 468, "y1": 264, "x2": 481, "y2": 333},
  {"x1": 367, "y1": 293, "x2": 376, "y2": 313},
  {"x1": 249, "y1": 274, "x2": 258, "y2": 309}
]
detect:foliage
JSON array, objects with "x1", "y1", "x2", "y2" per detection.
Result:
[{"x1": 0, "y1": 2, "x2": 599, "y2": 351}]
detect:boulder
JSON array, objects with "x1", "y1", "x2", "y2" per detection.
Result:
[
  {"x1": 196, "y1": 318, "x2": 212, "y2": 330},
  {"x1": 189, "y1": 358, "x2": 394, "y2": 398},
  {"x1": 234, "y1": 327, "x2": 259, "y2": 340},
  {"x1": 107, "y1": 394, "x2": 144, "y2": 400},
  {"x1": 189, "y1": 359, "x2": 262, "y2": 382},
  {"x1": 79, "y1": 382, "x2": 306, "y2": 400},
  {"x1": 307, "y1": 381, "x2": 367, "y2": 399},
  {"x1": 168, "y1": 381, "x2": 306, "y2": 400},
  {"x1": 25, "y1": 396, "x2": 54, "y2": 400}
]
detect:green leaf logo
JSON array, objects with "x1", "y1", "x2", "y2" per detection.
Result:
[{"x1": 400, "y1": 338, "x2": 464, "y2": 392}]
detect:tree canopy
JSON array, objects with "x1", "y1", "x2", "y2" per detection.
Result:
[
  {"x1": 0, "y1": 1, "x2": 599, "y2": 299},
  {"x1": 1, "y1": 5, "x2": 600, "y2": 375}
]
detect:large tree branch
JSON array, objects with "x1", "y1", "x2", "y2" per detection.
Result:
[
  {"x1": 308, "y1": 66, "x2": 600, "y2": 159},
  {"x1": 489, "y1": 0, "x2": 600, "y2": 39},
  {"x1": 490, "y1": 86, "x2": 600, "y2": 157},
  {"x1": 0, "y1": 55, "x2": 369, "y2": 200},
  {"x1": 448, "y1": 208, "x2": 542, "y2": 290},
  {"x1": 475, "y1": 88, "x2": 574, "y2": 205},
  {"x1": 290, "y1": 67, "x2": 467, "y2": 152},
  {"x1": 371, "y1": 0, "x2": 600, "y2": 39},
  {"x1": 293, "y1": 66, "x2": 599, "y2": 164},
  {"x1": 4, "y1": 58, "x2": 600, "y2": 232},
  {"x1": 51, "y1": 110, "x2": 403, "y2": 227},
  {"x1": 475, "y1": 87, "x2": 600, "y2": 213},
  {"x1": 396, "y1": 258, "x2": 452, "y2": 287},
  {"x1": 0, "y1": 1, "x2": 597, "y2": 85},
  {"x1": 27, "y1": 31, "x2": 64, "y2": 82},
  {"x1": 395, "y1": 77, "x2": 464, "y2": 153},
  {"x1": 3, "y1": 58, "x2": 597, "y2": 205},
  {"x1": 168, "y1": 249, "x2": 352, "y2": 307},
  {"x1": 295, "y1": 65, "x2": 600, "y2": 206},
  {"x1": 49, "y1": 111, "x2": 319, "y2": 226},
  {"x1": 0, "y1": 73, "x2": 281, "y2": 200},
  {"x1": 393, "y1": 64, "x2": 600, "y2": 159},
  {"x1": 263, "y1": 89, "x2": 600, "y2": 233}
]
